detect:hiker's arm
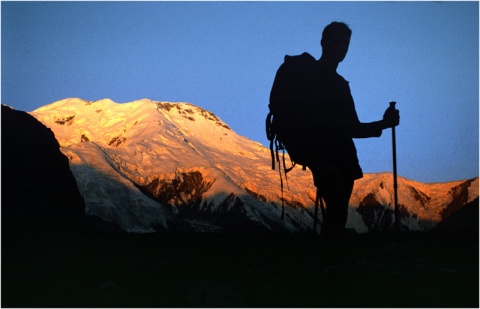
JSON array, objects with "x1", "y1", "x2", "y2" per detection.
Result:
[
  {"x1": 352, "y1": 105, "x2": 400, "y2": 137},
  {"x1": 352, "y1": 120, "x2": 384, "y2": 138},
  {"x1": 318, "y1": 109, "x2": 382, "y2": 138},
  {"x1": 344, "y1": 86, "x2": 399, "y2": 138},
  {"x1": 341, "y1": 88, "x2": 384, "y2": 138}
]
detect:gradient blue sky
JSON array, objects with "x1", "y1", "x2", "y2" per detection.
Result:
[{"x1": 2, "y1": 1, "x2": 478, "y2": 183}]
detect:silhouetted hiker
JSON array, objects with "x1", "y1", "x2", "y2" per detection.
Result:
[{"x1": 268, "y1": 21, "x2": 400, "y2": 237}]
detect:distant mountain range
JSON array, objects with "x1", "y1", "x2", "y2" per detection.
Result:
[{"x1": 22, "y1": 98, "x2": 478, "y2": 234}]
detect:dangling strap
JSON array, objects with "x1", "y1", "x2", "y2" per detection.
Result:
[
  {"x1": 266, "y1": 111, "x2": 299, "y2": 221},
  {"x1": 278, "y1": 163, "x2": 285, "y2": 220},
  {"x1": 320, "y1": 194, "x2": 326, "y2": 219},
  {"x1": 269, "y1": 138, "x2": 275, "y2": 170},
  {"x1": 275, "y1": 139, "x2": 298, "y2": 220},
  {"x1": 275, "y1": 139, "x2": 285, "y2": 220},
  {"x1": 265, "y1": 112, "x2": 276, "y2": 170},
  {"x1": 283, "y1": 150, "x2": 296, "y2": 174}
]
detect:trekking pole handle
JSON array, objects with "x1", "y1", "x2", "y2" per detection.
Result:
[
  {"x1": 389, "y1": 101, "x2": 396, "y2": 110},
  {"x1": 389, "y1": 101, "x2": 397, "y2": 129}
]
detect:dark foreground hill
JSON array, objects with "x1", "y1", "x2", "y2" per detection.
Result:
[
  {"x1": 2, "y1": 231, "x2": 479, "y2": 307},
  {"x1": 1, "y1": 105, "x2": 88, "y2": 239},
  {"x1": 2, "y1": 106, "x2": 478, "y2": 307}
]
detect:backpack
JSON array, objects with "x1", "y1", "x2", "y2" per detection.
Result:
[
  {"x1": 266, "y1": 52, "x2": 317, "y2": 174},
  {"x1": 266, "y1": 52, "x2": 324, "y2": 222}
]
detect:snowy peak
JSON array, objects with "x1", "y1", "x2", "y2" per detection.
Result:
[
  {"x1": 155, "y1": 101, "x2": 231, "y2": 130},
  {"x1": 350, "y1": 173, "x2": 479, "y2": 231},
  {"x1": 31, "y1": 98, "x2": 232, "y2": 148}
]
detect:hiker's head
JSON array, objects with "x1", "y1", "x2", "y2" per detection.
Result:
[{"x1": 321, "y1": 22, "x2": 351, "y2": 64}]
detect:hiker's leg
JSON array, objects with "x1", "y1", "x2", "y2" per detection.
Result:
[{"x1": 321, "y1": 176, "x2": 354, "y2": 236}]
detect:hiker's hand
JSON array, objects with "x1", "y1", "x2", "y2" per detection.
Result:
[{"x1": 383, "y1": 106, "x2": 400, "y2": 128}]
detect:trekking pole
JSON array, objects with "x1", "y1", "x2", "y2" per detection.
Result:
[
  {"x1": 312, "y1": 188, "x2": 326, "y2": 234},
  {"x1": 313, "y1": 188, "x2": 319, "y2": 233},
  {"x1": 390, "y1": 101, "x2": 399, "y2": 231}
]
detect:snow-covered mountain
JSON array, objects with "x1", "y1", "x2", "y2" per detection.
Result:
[{"x1": 30, "y1": 98, "x2": 479, "y2": 234}]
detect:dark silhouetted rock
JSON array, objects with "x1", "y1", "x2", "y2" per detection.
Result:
[{"x1": 1, "y1": 105, "x2": 87, "y2": 240}]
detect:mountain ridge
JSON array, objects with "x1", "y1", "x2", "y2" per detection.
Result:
[{"x1": 29, "y1": 98, "x2": 479, "y2": 234}]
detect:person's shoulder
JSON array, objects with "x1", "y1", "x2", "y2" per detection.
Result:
[{"x1": 315, "y1": 63, "x2": 349, "y2": 85}]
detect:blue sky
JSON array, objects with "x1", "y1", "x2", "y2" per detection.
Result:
[{"x1": 2, "y1": 1, "x2": 478, "y2": 183}]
